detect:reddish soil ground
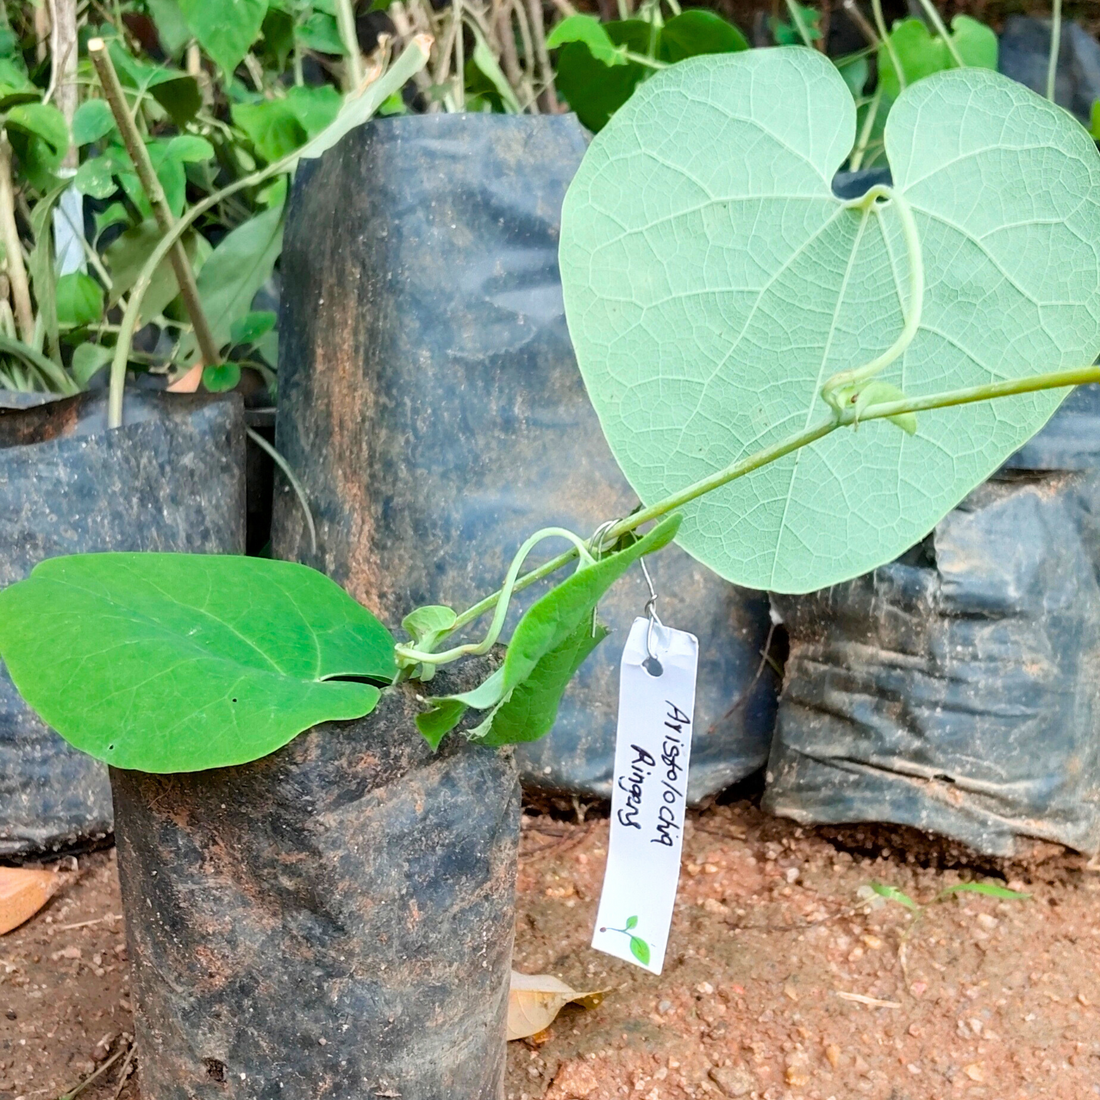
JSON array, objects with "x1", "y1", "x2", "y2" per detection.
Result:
[{"x1": 2, "y1": 799, "x2": 1099, "y2": 1100}]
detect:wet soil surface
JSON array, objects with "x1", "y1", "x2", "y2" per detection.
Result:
[{"x1": 2, "y1": 799, "x2": 1099, "y2": 1100}]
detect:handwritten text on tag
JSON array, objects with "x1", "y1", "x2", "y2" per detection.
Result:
[{"x1": 592, "y1": 617, "x2": 699, "y2": 974}]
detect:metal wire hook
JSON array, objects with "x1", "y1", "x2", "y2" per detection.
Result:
[
  {"x1": 588, "y1": 519, "x2": 617, "y2": 556},
  {"x1": 586, "y1": 520, "x2": 618, "y2": 638},
  {"x1": 639, "y1": 556, "x2": 663, "y2": 665}
]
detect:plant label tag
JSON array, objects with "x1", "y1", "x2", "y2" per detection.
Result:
[{"x1": 592, "y1": 617, "x2": 698, "y2": 975}]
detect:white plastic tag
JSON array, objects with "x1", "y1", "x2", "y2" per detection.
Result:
[{"x1": 592, "y1": 617, "x2": 698, "y2": 974}]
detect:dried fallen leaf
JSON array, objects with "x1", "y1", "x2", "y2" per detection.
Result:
[
  {"x1": 0, "y1": 867, "x2": 60, "y2": 934},
  {"x1": 507, "y1": 971, "x2": 607, "y2": 1041}
]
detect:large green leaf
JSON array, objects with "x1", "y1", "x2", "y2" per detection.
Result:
[
  {"x1": 151, "y1": 77, "x2": 203, "y2": 128},
  {"x1": 178, "y1": 0, "x2": 267, "y2": 76},
  {"x1": 5, "y1": 102, "x2": 69, "y2": 157},
  {"x1": 233, "y1": 98, "x2": 308, "y2": 163},
  {"x1": 416, "y1": 514, "x2": 680, "y2": 747},
  {"x1": 559, "y1": 50, "x2": 1100, "y2": 593},
  {"x1": 104, "y1": 220, "x2": 208, "y2": 322},
  {"x1": 55, "y1": 273, "x2": 104, "y2": 327},
  {"x1": 0, "y1": 555, "x2": 396, "y2": 773},
  {"x1": 72, "y1": 99, "x2": 115, "y2": 146},
  {"x1": 551, "y1": 14, "x2": 747, "y2": 133},
  {"x1": 546, "y1": 14, "x2": 630, "y2": 66},
  {"x1": 146, "y1": 0, "x2": 193, "y2": 57}
]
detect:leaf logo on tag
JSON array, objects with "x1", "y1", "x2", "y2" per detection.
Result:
[{"x1": 599, "y1": 915, "x2": 651, "y2": 966}]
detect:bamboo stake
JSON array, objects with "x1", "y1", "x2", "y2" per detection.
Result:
[{"x1": 87, "y1": 37, "x2": 221, "y2": 370}]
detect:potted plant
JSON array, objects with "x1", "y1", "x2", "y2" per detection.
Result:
[
  {"x1": 0, "y1": 2, "x2": 423, "y2": 856},
  {"x1": 3, "y1": 44, "x2": 1099, "y2": 1099}
]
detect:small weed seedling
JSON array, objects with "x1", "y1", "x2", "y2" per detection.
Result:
[
  {"x1": 1, "y1": 48, "x2": 1099, "y2": 777},
  {"x1": 861, "y1": 880, "x2": 1031, "y2": 979},
  {"x1": 864, "y1": 880, "x2": 1032, "y2": 922}
]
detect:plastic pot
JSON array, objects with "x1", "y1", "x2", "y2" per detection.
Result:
[
  {"x1": 111, "y1": 664, "x2": 519, "y2": 1099},
  {"x1": 0, "y1": 390, "x2": 245, "y2": 858},
  {"x1": 765, "y1": 385, "x2": 1100, "y2": 857},
  {"x1": 271, "y1": 112, "x2": 777, "y2": 805}
]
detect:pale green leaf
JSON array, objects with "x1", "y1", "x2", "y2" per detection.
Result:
[
  {"x1": 166, "y1": 134, "x2": 215, "y2": 162},
  {"x1": 870, "y1": 883, "x2": 919, "y2": 911},
  {"x1": 938, "y1": 882, "x2": 1031, "y2": 901},
  {"x1": 469, "y1": 23, "x2": 521, "y2": 114},
  {"x1": 189, "y1": 201, "x2": 285, "y2": 356},
  {"x1": 0, "y1": 555, "x2": 396, "y2": 773},
  {"x1": 104, "y1": 221, "x2": 207, "y2": 322},
  {"x1": 560, "y1": 50, "x2": 1100, "y2": 592},
  {"x1": 291, "y1": 38, "x2": 430, "y2": 164},
  {"x1": 402, "y1": 605, "x2": 457, "y2": 642}
]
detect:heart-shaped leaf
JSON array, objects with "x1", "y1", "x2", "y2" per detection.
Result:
[
  {"x1": 878, "y1": 16, "x2": 997, "y2": 100},
  {"x1": 560, "y1": 49, "x2": 1100, "y2": 592},
  {"x1": 0, "y1": 555, "x2": 396, "y2": 773},
  {"x1": 178, "y1": 0, "x2": 266, "y2": 76}
]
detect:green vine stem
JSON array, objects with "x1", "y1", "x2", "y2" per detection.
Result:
[
  {"x1": 821, "y1": 186, "x2": 924, "y2": 415},
  {"x1": 848, "y1": 84, "x2": 882, "y2": 172},
  {"x1": 871, "y1": 0, "x2": 904, "y2": 92},
  {"x1": 394, "y1": 526, "x2": 596, "y2": 666},
  {"x1": 1046, "y1": 0, "x2": 1062, "y2": 102},
  {"x1": 430, "y1": 363, "x2": 1100, "y2": 654},
  {"x1": 914, "y1": 0, "x2": 965, "y2": 69},
  {"x1": 334, "y1": 0, "x2": 365, "y2": 90},
  {"x1": 783, "y1": 0, "x2": 816, "y2": 50},
  {"x1": 623, "y1": 51, "x2": 668, "y2": 70}
]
